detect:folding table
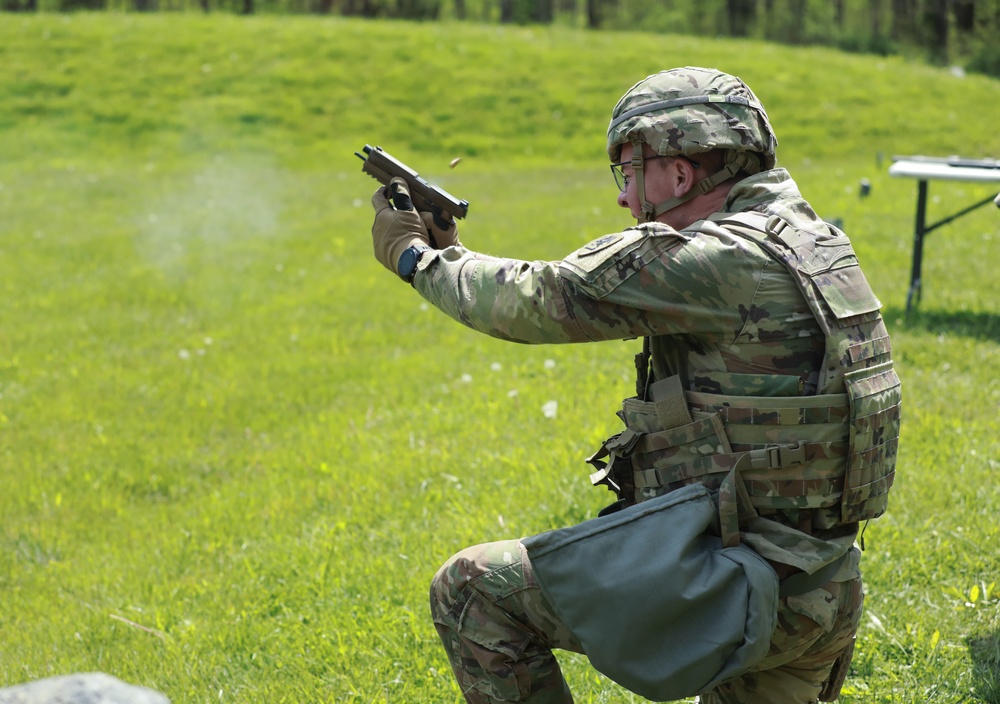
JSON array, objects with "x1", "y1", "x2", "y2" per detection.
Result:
[{"x1": 888, "y1": 156, "x2": 1000, "y2": 312}]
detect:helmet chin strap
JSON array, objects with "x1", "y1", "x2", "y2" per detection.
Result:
[
  {"x1": 635, "y1": 147, "x2": 759, "y2": 223},
  {"x1": 631, "y1": 143, "x2": 657, "y2": 223}
]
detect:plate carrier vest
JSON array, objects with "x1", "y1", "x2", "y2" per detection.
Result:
[{"x1": 588, "y1": 212, "x2": 902, "y2": 547}]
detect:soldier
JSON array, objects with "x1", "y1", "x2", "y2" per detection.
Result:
[{"x1": 368, "y1": 67, "x2": 901, "y2": 703}]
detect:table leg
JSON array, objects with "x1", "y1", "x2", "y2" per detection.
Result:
[{"x1": 906, "y1": 179, "x2": 928, "y2": 313}]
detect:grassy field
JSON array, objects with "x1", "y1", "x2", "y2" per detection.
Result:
[{"x1": 1, "y1": 13, "x2": 998, "y2": 703}]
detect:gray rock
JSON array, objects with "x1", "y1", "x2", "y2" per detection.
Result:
[{"x1": 0, "y1": 673, "x2": 170, "y2": 704}]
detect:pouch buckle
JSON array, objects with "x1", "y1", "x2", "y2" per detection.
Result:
[
  {"x1": 587, "y1": 428, "x2": 643, "y2": 495},
  {"x1": 606, "y1": 427, "x2": 642, "y2": 456},
  {"x1": 751, "y1": 442, "x2": 806, "y2": 470}
]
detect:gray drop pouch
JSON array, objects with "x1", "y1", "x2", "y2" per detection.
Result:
[{"x1": 523, "y1": 483, "x2": 778, "y2": 701}]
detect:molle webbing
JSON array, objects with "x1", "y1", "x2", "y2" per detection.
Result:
[
  {"x1": 685, "y1": 389, "x2": 851, "y2": 423},
  {"x1": 632, "y1": 442, "x2": 848, "y2": 505},
  {"x1": 619, "y1": 388, "x2": 854, "y2": 545},
  {"x1": 619, "y1": 369, "x2": 901, "y2": 543}
]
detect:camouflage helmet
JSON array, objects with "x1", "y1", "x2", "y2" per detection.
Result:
[{"x1": 607, "y1": 66, "x2": 778, "y2": 170}]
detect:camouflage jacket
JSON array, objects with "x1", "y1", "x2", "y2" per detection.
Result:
[{"x1": 414, "y1": 169, "x2": 869, "y2": 575}]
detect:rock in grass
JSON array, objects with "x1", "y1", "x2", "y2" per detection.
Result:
[{"x1": 0, "y1": 673, "x2": 170, "y2": 704}]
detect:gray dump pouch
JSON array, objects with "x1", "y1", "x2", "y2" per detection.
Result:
[{"x1": 522, "y1": 484, "x2": 778, "y2": 701}]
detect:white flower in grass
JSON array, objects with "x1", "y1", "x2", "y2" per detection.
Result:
[
  {"x1": 460, "y1": 373, "x2": 473, "y2": 383},
  {"x1": 544, "y1": 359, "x2": 556, "y2": 370},
  {"x1": 507, "y1": 389, "x2": 519, "y2": 398},
  {"x1": 491, "y1": 362, "x2": 502, "y2": 372},
  {"x1": 542, "y1": 400, "x2": 558, "y2": 418},
  {"x1": 867, "y1": 611, "x2": 887, "y2": 633},
  {"x1": 178, "y1": 349, "x2": 191, "y2": 360}
]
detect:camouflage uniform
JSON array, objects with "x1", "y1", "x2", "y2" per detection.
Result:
[
  {"x1": 431, "y1": 541, "x2": 862, "y2": 704},
  {"x1": 420, "y1": 68, "x2": 897, "y2": 703}
]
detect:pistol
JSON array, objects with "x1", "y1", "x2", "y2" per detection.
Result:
[{"x1": 356, "y1": 144, "x2": 470, "y2": 221}]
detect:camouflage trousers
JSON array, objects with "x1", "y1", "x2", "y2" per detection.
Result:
[{"x1": 429, "y1": 539, "x2": 864, "y2": 704}]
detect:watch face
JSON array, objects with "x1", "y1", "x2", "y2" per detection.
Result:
[{"x1": 398, "y1": 246, "x2": 423, "y2": 281}]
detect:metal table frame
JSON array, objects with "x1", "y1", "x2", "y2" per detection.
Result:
[{"x1": 888, "y1": 156, "x2": 1000, "y2": 312}]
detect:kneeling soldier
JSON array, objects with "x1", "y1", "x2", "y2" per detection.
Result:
[{"x1": 369, "y1": 66, "x2": 901, "y2": 704}]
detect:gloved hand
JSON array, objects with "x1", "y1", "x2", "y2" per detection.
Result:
[
  {"x1": 371, "y1": 177, "x2": 431, "y2": 275},
  {"x1": 419, "y1": 209, "x2": 461, "y2": 249}
]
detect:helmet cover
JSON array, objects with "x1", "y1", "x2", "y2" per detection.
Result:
[{"x1": 607, "y1": 67, "x2": 778, "y2": 173}]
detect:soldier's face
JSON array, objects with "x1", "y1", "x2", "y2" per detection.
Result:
[{"x1": 615, "y1": 142, "x2": 682, "y2": 221}]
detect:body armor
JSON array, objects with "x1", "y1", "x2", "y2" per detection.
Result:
[{"x1": 589, "y1": 212, "x2": 901, "y2": 547}]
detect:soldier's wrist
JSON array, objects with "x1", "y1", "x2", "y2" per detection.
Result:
[{"x1": 396, "y1": 242, "x2": 432, "y2": 283}]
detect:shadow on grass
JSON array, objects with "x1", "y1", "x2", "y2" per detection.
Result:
[
  {"x1": 883, "y1": 306, "x2": 1000, "y2": 343},
  {"x1": 968, "y1": 630, "x2": 1000, "y2": 704}
]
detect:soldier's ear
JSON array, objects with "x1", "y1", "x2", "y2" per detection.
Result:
[{"x1": 671, "y1": 156, "x2": 698, "y2": 198}]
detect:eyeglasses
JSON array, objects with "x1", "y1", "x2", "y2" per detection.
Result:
[{"x1": 610, "y1": 155, "x2": 701, "y2": 192}]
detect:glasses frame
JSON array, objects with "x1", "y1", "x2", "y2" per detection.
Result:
[{"x1": 610, "y1": 155, "x2": 702, "y2": 193}]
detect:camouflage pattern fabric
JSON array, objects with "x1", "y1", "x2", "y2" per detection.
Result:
[
  {"x1": 706, "y1": 548, "x2": 864, "y2": 703},
  {"x1": 606, "y1": 66, "x2": 778, "y2": 169},
  {"x1": 416, "y1": 166, "x2": 882, "y2": 701},
  {"x1": 415, "y1": 169, "x2": 862, "y2": 573},
  {"x1": 430, "y1": 540, "x2": 582, "y2": 703},
  {"x1": 430, "y1": 540, "x2": 863, "y2": 703}
]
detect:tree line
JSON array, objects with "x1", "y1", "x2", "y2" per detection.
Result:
[{"x1": 4, "y1": 0, "x2": 999, "y2": 77}]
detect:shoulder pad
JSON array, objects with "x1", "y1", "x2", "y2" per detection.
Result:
[{"x1": 560, "y1": 223, "x2": 688, "y2": 298}]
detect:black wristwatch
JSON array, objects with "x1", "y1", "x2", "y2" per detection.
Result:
[{"x1": 396, "y1": 244, "x2": 432, "y2": 283}]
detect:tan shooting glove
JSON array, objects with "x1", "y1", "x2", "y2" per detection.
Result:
[
  {"x1": 419, "y1": 209, "x2": 461, "y2": 249},
  {"x1": 371, "y1": 177, "x2": 431, "y2": 275}
]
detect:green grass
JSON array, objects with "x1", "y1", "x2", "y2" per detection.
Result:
[{"x1": 1, "y1": 13, "x2": 998, "y2": 704}]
